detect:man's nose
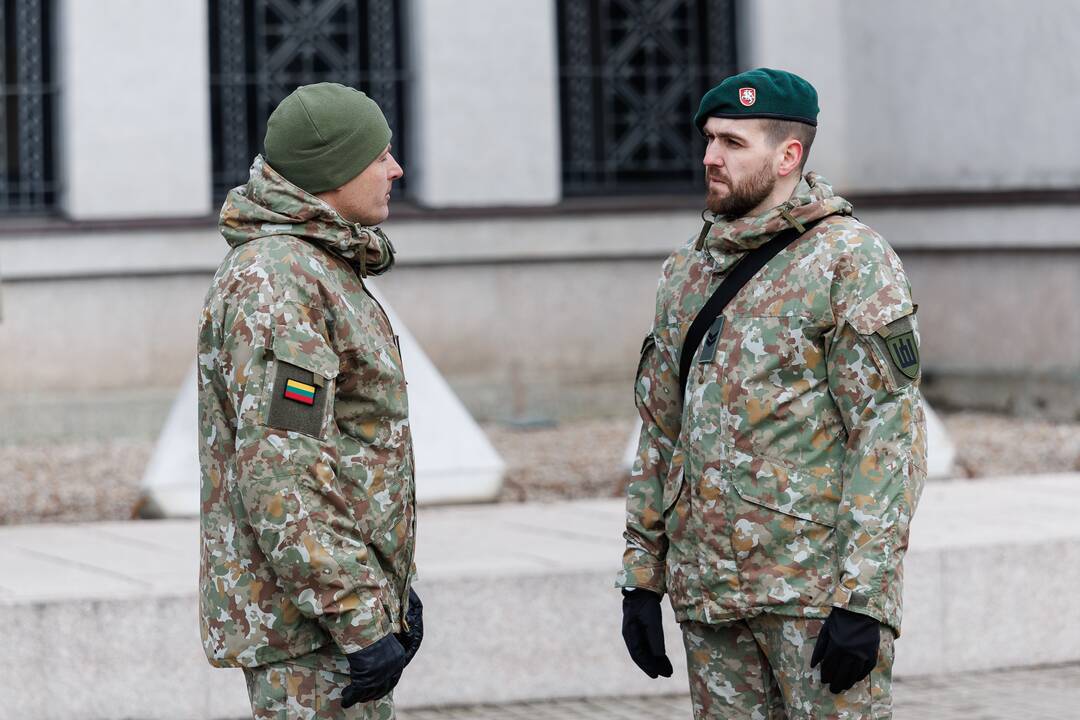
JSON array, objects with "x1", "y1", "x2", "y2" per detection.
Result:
[{"x1": 703, "y1": 143, "x2": 722, "y2": 168}]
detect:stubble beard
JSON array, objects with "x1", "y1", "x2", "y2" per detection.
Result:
[{"x1": 705, "y1": 158, "x2": 777, "y2": 219}]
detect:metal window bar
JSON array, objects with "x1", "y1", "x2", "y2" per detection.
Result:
[
  {"x1": 1, "y1": 0, "x2": 58, "y2": 215},
  {"x1": 209, "y1": 0, "x2": 409, "y2": 204},
  {"x1": 557, "y1": 0, "x2": 736, "y2": 196}
]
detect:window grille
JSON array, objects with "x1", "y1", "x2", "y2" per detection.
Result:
[
  {"x1": 1, "y1": 0, "x2": 57, "y2": 215},
  {"x1": 557, "y1": 0, "x2": 737, "y2": 196},
  {"x1": 209, "y1": 0, "x2": 408, "y2": 202}
]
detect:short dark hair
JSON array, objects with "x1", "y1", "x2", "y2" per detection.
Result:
[{"x1": 760, "y1": 119, "x2": 816, "y2": 169}]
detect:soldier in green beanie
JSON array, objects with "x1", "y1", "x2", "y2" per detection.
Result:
[
  {"x1": 198, "y1": 82, "x2": 420, "y2": 720},
  {"x1": 617, "y1": 68, "x2": 926, "y2": 719}
]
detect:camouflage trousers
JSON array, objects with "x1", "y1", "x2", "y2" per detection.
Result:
[
  {"x1": 243, "y1": 645, "x2": 395, "y2": 720},
  {"x1": 681, "y1": 615, "x2": 895, "y2": 720}
]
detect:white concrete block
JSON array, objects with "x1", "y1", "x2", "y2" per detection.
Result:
[
  {"x1": 391, "y1": 574, "x2": 689, "y2": 708},
  {"x1": 139, "y1": 295, "x2": 503, "y2": 517},
  {"x1": 57, "y1": 0, "x2": 212, "y2": 219},
  {"x1": 373, "y1": 286, "x2": 505, "y2": 505},
  {"x1": 923, "y1": 402, "x2": 956, "y2": 479},
  {"x1": 893, "y1": 546, "x2": 946, "y2": 676}
]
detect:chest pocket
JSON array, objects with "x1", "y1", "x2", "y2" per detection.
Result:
[
  {"x1": 264, "y1": 332, "x2": 340, "y2": 440},
  {"x1": 723, "y1": 314, "x2": 823, "y2": 382}
]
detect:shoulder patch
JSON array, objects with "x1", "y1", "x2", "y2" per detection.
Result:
[
  {"x1": 881, "y1": 317, "x2": 920, "y2": 380},
  {"x1": 267, "y1": 359, "x2": 331, "y2": 438},
  {"x1": 869, "y1": 314, "x2": 920, "y2": 390}
]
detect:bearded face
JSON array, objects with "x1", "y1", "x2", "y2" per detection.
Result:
[{"x1": 705, "y1": 155, "x2": 777, "y2": 219}]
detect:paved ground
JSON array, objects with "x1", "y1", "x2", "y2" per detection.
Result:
[{"x1": 399, "y1": 662, "x2": 1080, "y2": 719}]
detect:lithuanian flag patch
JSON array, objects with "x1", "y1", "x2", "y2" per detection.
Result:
[{"x1": 283, "y1": 378, "x2": 316, "y2": 405}]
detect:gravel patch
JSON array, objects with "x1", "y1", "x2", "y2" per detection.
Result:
[
  {"x1": 943, "y1": 411, "x2": 1080, "y2": 479},
  {"x1": 2, "y1": 412, "x2": 1079, "y2": 525},
  {"x1": 0, "y1": 441, "x2": 151, "y2": 525},
  {"x1": 485, "y1": 418, "x2": 637, "y2": 503},
  {"x1": 487, "y1": 411, "x2": 1080, "y2": 502}
]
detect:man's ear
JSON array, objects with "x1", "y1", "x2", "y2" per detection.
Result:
[{"x1": 777, "y1": 139, "x2": 804, "y2": 178}]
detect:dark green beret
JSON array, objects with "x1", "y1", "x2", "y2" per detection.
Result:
[{"x1": 693, "y1": 68, "x2": 819, "y2": 132}]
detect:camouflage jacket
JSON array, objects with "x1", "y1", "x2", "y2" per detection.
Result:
[
  {"x1": 198, "y1": 156, "x2": 415, "y2": 668},
  {"x1": 618, "y1": 173, "x2": 927, "y2": 635}
]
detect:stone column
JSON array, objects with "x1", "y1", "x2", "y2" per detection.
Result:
[
  {"x1": 57, "y1": 0, "x2": 211, "y2": 219},
  {"x1": 408, "y1": 0, "x2": 561, "y2": 207}
]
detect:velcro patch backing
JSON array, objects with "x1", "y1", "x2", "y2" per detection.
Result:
[{"x1": 267, "y1": 360, "x2": 330, "y2": 438}]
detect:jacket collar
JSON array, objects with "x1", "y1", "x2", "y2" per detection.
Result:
[{"x1": 218, "y1": 155, "x2": 395, "y2": 277}]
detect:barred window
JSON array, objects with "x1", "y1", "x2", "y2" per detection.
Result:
[
  {"x1": 557, "y1": 0, "x2": 737, "y2": 196},
  {"x1": 209, "y1": 0, "x2": 408, "y2": 202},
  {"x1": 1, "y1": 0, "x2": 57, "y2": 215}
]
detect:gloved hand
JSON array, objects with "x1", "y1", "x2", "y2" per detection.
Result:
[
  {"x1": 341, "y1": 634, "x2": 407, "y2": 708},
  {"x1": 810, "y1": 607, "x2": 881, "y2": 694},
  {"x1": 394, "y1": 587, "x2": 424, "y2": 666},
  {"x1": 621, "y1": 588, "x2": 674, "y2": 679}
]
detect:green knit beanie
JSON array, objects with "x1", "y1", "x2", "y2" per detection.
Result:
[{"x1": 263, "y1": 82, "x2": 392, "y2": 194}]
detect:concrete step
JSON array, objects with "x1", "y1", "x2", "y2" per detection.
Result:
[{"x1": 2, "y1": 474, "x2": 1078, "y2": 719}]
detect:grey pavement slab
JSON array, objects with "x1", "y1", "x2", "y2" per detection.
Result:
[
  {"x1": 396, "y1": 663, "x2": 1080, "y2": 720},
  {"x1": 0, "y1": 473, "x2": 1078, "y2": 719}
]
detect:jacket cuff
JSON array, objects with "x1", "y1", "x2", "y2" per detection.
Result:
[
  {"x1": 615, "y1": 561, "x2": 666, "y2": 595},
  {"x1": 830, "y1": 586, "x2": 898, "y2": 636},
  {"x1": 322, "y1": 594, "x2": 393, "y2": 654}
]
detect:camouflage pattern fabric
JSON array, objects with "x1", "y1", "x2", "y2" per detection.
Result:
[
  {"x1": 244, "y1": 644, "x2": 396, "y2": 719},
  {"x1": 683, "y1": 615, "x2": 894, "y2": 719},
  {"x1": 198, "y1": 155, "x2": 416, "y2": 669},
  {"x1": 618, "y1": 173, "x2": 927, "y2": 637}
]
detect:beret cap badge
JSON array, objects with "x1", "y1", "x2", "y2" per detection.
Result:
[{"x1": 694, "y1": 68, "x2": 819, "y2": 131}]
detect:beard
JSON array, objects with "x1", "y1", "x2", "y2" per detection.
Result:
[{"x1": 705, "y1": 159, "x2": 776, "y2": 219}]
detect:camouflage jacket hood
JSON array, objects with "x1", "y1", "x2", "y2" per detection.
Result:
[
  {"x1": 699, "y1": 172, "x2": 853, "y2": 269},
  {"x1": 220, "y1": 155, "x2": 395, "y2": 277}
]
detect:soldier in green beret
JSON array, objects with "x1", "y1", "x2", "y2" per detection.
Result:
[
  {"x1": 197, "y1": 83, "x2": 421, "y2": 719},
  {"x1": 617, "y1": 68, "x2": 927, "y2": 718}
]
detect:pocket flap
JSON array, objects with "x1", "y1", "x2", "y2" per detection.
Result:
[
  {"x1": 271, "y1": 331, "x2": 340, "y2": 381},
  {"x1": 731, "y1": 455, "x2": 839, "y2": 527}
]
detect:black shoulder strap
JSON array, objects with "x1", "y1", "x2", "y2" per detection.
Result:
[{"x1": 678, "y1": 219, "x2": 821, "y2": 399}]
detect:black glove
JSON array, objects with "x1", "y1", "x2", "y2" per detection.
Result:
[
  {"x1": 621, "y1": 588, "x2": 674, "y2": 679},
  {"x1": 341, "y1": 634, "x2": 407, "y2": 708},
  {"x1": 394, "y1": 587, "x2": 424, "y2": 666},
  {"x1": 810, "y1": 607, "x2": 880, "y2": 694}
]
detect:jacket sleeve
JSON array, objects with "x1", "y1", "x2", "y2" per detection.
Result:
[
  {"x1": 617, "y1": 265, "x2": 684, "y2": 594},
  {"x1": 826, "y1": 238, "x2": 928, "y2": 635},
  {"x1": 221, "y1": 299, "x2": 392, "y2": 653}
]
